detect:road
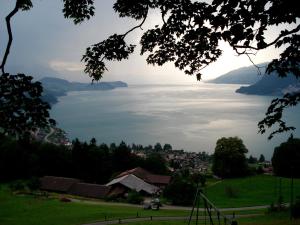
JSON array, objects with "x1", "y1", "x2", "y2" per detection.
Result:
[
  {"x1": 70, "y1": 198, "x2": 271, "y2": 211},
  {"x1": 82, "y1": 214, "x2": 263, "y2": 225}
]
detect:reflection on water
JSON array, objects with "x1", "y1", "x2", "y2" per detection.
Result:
[{"x1": 51, "y1": 83, "x2": 300, "y2": 159}]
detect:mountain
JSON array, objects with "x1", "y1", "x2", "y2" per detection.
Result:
[
  {"x1": 40, "y1": 77, "x2": 128, "y2": 104},
  {"x1": 207, "y1": 63, "x2": 267, "y2": 84},
  {"x1": 236, "y1": 73, "x2": 300, "y2": 96}
]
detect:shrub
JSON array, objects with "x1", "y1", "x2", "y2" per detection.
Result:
[
  {"x1": 127, "y1": 191, "x2": 143, "y2": 204},
  {"x1": 9, "y1": 180, "x2": 26, "y2": 192},
  {"x1": 27, "y1": 177, "x2": 40, "y2": 191}
]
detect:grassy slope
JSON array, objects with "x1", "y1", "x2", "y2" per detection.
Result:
[
  {"x1": 0, "y1": 186, "x2": 189, "y2": 225},
  {"x1": 204, "y1": 175, "x2": 300, "y2": 208},
  {"x1": 121, "y1": 212, "x2": 300, "y2": 225},
  {"x1": 1, "y1": 175, "x2": 300, "y2": 225}
]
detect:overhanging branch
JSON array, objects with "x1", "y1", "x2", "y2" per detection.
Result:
[
  {"x1": 0, "y1": 1, "x2": 19, "y2": 75},
  {"x1": 232, "y1": 24, "x2": 300, "y2": 51}
]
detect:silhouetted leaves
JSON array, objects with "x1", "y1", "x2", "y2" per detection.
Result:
[
  {"x1": 62, "y1": 0, "x2": 95, "y2": 24},
  {"x1": 258, "y1": 92, "x2": 300, "y2": 139},
  {"x1": 82, "y1": 34, "x2": 136, "y2": 81},
  {"x1": 17, "y1": 0, "x2": 33, "y2": 11},
  {"x1": 0, "y1": 74, "x2": 55, "y2": 138}
]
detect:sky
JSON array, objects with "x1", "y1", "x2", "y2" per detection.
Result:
[{"x1": 0, "y1": 0, "x2": 289, "y2": 84}]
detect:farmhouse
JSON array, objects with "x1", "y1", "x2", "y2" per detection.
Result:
[
  {"x1": 39, "y1": 167, "x2": 170, "y2": 199},
  {"x1": 115, "y1": 167, "x2": 171, "y2": 188},
  {"x1": 40, "y1": 176, "x2": 80, "y2": 193},
  {"x1": 106, "y1": 174, "x2": 159, "y2": 197},
  {"x1": 40, "y1": 176, "x2": 110, "y2": 199}
]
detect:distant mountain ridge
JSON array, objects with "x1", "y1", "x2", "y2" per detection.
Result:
[
  {"x1": 40, "y1": 77, "x2": 128, "y2": 104},
  {"x1": 207, "y1": 63, "x2": 268, "y2": 84},
  {"x1": 236, "y1": 73, "x2": 300, "y2": 96},
  {"x1": 207, "y1": 63, "x2": 299, "y2": 96}
]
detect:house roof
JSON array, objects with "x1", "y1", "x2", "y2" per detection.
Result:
[
  {"x1": 116, "y1": 167, "x2": 171, "y2": 185},
  {"x1": 40, "y1": 176, "x2": 80, "y2": 193},
  {"x1": 106, "y1": 174, "x2": 159, "y2": 194},
  {"x1": 146, "y1": 174, "x2": 171, "y2": 185},
  {"x1": 69, "y1": 183, "x2": 110, "y2": 199}
]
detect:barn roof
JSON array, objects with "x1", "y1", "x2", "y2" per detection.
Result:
[
  {"x1": 69, "y1": 183, "x2": 110, "y2": 199},
  {"x1": 40, "y1": 176, "x2": 80, "y2": 193},
  {"x1": 116, "y1": 167, "x2": 171, "y2": 185},
  {"x1": 106, "y1": 174, "x2": 159, "y2": 194}
]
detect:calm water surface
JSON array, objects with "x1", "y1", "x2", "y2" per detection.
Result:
[{"x1": 51, "y1": 83, "x2": 300, "y2": 159}]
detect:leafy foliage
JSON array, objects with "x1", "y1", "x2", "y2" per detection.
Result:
[
  {"x1": 163, "y1": 172, "x2": 197, "y2": 206},
  {"x1": 272, "y1": 137, "x2": 300, "y2": 178},
  {"x1": 0, "y1": 136, "x2": 169, "y2": 183},
  {"x1": 212, "y1": 137, "x2": 249, "y2": 178},
  {"x1": 77, "y1": 0, "x2": 300, "y2": 137},
  {"x1": 62, "y1": 0, "x2": 95, "y2": 24},
  {"x1": 1, "y1": 0, "x2": 299, "y2": 138},
  {"x1": 258, "y1": 92, "x2": 300, "y2": 139},
  {"x1": 0, "y1": 74, "x2": 55, "y2": 138},
  {"x1": 82, "y1": 34, "x2": 135, "y2": 81},
  {"x1": 17, "y1": 0, "x2": 33, "y2": 11}
]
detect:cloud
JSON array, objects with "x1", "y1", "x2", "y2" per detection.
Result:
[{"x1": 49, "y1": 60, "x2": 84, "y2": 72}]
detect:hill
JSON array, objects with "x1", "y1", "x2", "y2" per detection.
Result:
[
  {"x1": 40, "y1": 77, "x2": 128, "y2": 104},
  {"x1": 207, "y1": 63, "x2": 267, "y2": 84},
  {"x1": 236, "y1": 73, "x2": 300, "y2": 96}
]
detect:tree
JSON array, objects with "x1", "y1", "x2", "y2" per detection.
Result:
[
  {"x1": 163, "y1": 143, "x2": 173, "y2": 151},
  {"x1": 163, "y1": 174, "x2": 197, "y2": 206},
  {"x1": 154, "y1": 142, "x2": 163, "y2": 152},
  {"x1": 0, "y1": 1, "x2": 55, "y2": 139},
  {"x1": 259, "y1": 154, "x2": 265, "y2": 163},
  {"x1": 272, "y1": 137, "x2": 300, "y2": 178},
  {"x1": 212, "y1": 137, "x2": 249, "y2": 178},
  {"x1": 248, "y1": 155, "x2": 258, "y2": 164},
  {"x1": 144, "y1": 152, "x2": 168, "y2": 175},
  {"x1": 1, "y1": 0, "x2": 299, "y2": 138},
  {"x1": 0, "y1": 74, "x2": 55, "y2": 139}
]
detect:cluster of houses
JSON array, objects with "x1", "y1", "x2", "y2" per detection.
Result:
[
  {"x1": 40, "y1": 167, "x2": 171, "y2": 199},
  {"x1": 165, "y1": 151, "x2": 210, "y2": 173},
  {"x1": 133, "y1": 150, "x2": 210, "y2": 174}
]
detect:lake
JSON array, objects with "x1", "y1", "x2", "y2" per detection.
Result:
[{"x1": 51, "y1": 83, "x2": 300, "y2": 159}]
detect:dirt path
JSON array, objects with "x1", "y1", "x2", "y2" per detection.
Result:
[{"x1": 44, "y1": 127, "x2": 55, "y2": 143}]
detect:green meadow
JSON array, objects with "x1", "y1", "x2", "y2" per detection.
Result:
[
  {"x1": 205, "y1": 175, "x2": 300, "y2": 208},
  {"x1": 1, "y1": 175, "x2": 300, "y2": 225}
]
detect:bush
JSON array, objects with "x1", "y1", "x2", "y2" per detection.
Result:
[
  {"x1": 27, "y1": 177, "x2": 40, "y2": 191},
  {"x1": 9, "y1": 180, "x2": 26, "y2": 192},
  {"x1": 164, "y1": 177, "x2": 197, "y2": 206},
  {"x1": 127, "y1": 191, "x2": 143, "y2": 204}
]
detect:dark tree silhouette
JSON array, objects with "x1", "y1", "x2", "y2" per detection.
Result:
[
  {"x1": 212, "y1": 137, "x2": 249, "y2": 178},
  {"x1": 1, "y1": 0, "x2": 299, "y2": 139},
  {"x1": 0, "y1": 0, "x2": 54, "y2": 139},
  {"x1": 272, "y1": 137, "x2": 300, "y2": 178},
  {"x1": 0, "y1": 74, "x2": 55, "y2": 138}
]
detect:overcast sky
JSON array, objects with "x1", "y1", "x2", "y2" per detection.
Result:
[{"x1": 0, "y1": 0, "x2": 287, "y2": 84}]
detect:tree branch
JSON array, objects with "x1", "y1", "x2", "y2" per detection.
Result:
[
  {"x1": 0, "y1": 1, "x2": 19, "y2": 75},
  {"x1": 122, "y1": 9, "x2": 148, "y2": 38},
  {"x1": 233, "y1": 24, "x2": 300, "y2": 51}
]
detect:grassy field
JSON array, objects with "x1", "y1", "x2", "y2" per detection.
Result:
[
  {"x1": 1, "y1": 175, "x2": 300, "y2": 225},
  {"x1": 0, "y1": 185, "x2": 190, "y2": 225},
  {"x1": 204, "y1": 175, "x2": 300, "y2": 208}
]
